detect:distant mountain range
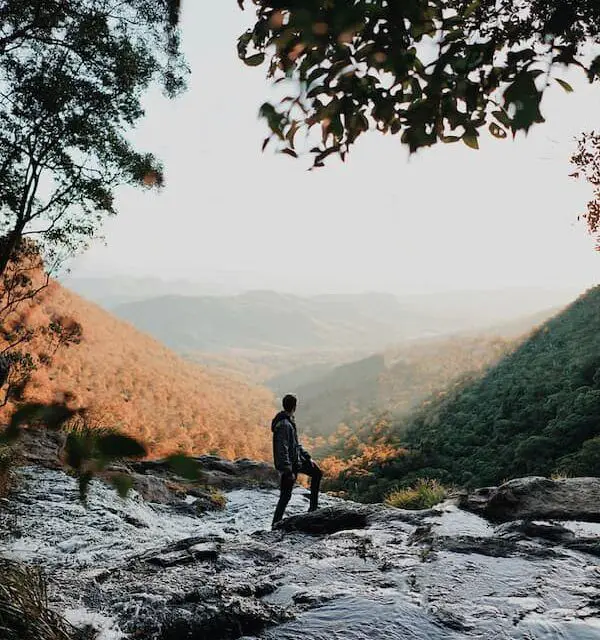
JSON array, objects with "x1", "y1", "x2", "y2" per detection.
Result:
[
  {"x1": 61, "y1": 275, "x2": 243, "y2": 307},
  {"x1": 105, "y1": 287, "x2": 573, "y2": 354},
  {"x1": 111, "y1": 290, "x2": 442, "y2": 352}
]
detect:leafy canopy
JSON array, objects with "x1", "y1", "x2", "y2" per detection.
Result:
[
  {"x1": 237, "y1": 0, "x2": 599, "y2": 163},
  {"x1": 0, "y1": 1, "x2": 191, "y2": 500},
  {"x1": 0, "y1": 0, "x2": 187, "y2": 275}
]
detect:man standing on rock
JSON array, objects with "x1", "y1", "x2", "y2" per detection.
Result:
[{"x1": 271, "y1": 394, "x2": 323, "y2": 527}]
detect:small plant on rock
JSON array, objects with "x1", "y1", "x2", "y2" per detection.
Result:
[
  {"x1": 385, "y1": 479, "x2": 447, "y2": 510},
  {"x1": 209, "y1": 489, "x2": 227, "y2": 510},
  {"x1": 0, "y1": 559, "x2": 77, "y2": 640}
]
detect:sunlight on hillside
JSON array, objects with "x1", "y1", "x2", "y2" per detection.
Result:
[{"x1": 2, "y1": 281, "x2": 275, "y2": 461}]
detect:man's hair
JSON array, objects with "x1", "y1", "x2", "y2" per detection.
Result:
[{"x1": 282, "y1": 394, "x2": 297, "y2": 412}]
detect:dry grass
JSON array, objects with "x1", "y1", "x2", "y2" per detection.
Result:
[
  {"x1": 0, "y1": 560, "x2": 78, "y2": 640},
  {"x1": 385, "y1": 479, "x2": 447, "y2": 510},
  {"x1": 209, "y1": 489, "x2": 227, "y2": 510}
]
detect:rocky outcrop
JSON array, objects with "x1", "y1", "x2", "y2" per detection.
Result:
[
  {"x1": 131, "y1": 456, "x2": 278, "y2": 490},
  {"x1": 459, "y1": 476, "x2": 600, "y2": 523},
  {"x1": 4, "y1": 466, "x2": 600, "y2": 640},
  {"x1": 275, "y1": 502, "x2": 431, "y2": 534},
  {"x1": 122, "y1": 587, "x2": 292, "y2": 640},
  {"x1": 274, "y1": 504, "x2": 376, "y2": 534},
  {"x1": 14, "y1": 427, "x2": 66, "y2": 469},
  {"x1": 13, "y1": 427, "x2": 278, "y2": 500}
]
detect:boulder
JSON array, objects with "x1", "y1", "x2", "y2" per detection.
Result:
[
  {"x1": 129, "y1": 473, "x2": 183, "y2": 504},
  {"x1": 130, "y1": 596, "x2": 291, "y2": 640},
  {"x1": 459, "y1": 476, "x2": 600, "y2": 523},
  {"x1": 275, "y1": 504, "x2": 378, "y2": 534},
  {"x1": 275, "y1": 502, "x2": 436, "y2": 535}
]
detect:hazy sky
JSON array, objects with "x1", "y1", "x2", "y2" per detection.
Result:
[{"x1": 70, "y1": 2, "x2": 600, "y2": 295}]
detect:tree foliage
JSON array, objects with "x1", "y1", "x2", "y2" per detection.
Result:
[
  {"x1": 0, "y1": 0, "x2": 187, "y2": 275},
  {"x1": 0, "y1": 1, "x2": 188, "y2": 492},
  {"x1": 0, "y1": 241, "x2": 82, "y2": 409},
  {"x1": 571, "y1": 131, "x2": 600, "y2": 246},
  {"x1": 239, "y1": 0, "x2": 599, "y2": 161}
]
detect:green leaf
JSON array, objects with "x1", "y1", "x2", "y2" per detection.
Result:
[
  {"x1": 489, "y1": 122, "x2": 507, "y2": 139},
  {"x1": 110, "y1": 473, "x2": 133, "y2": 499},
  {"x1": 441, "y1": 136, "x2": 461, "y2": 143},
  {"x1": 65, "y1": 432, "x2": 88, "y2": 471},
  {"x1": 555, "y1": 78, "x2": 573, "y2": 93},
  {"x1": 503, "y1": 71, "x2": 544, "y2": 132},
  {"x1": 492, "y1": 109, "x2": 512, "y2": 129},
  {"x1": 588, "y1": 55, "x2": 600, "y2": 81},
  {"x1": 79, "y1": 471, "x2": 93, "y2": 504},
  {"x1": 243, "y1": 53, "x2": 265, "y2": 67},
  {"x1": 96, "y1": 433, "x2": 147, "y2": 459},
  {"x1": 462, "y1": 133, "x2": 479, "y2": 149},
  {"x1": 443, "y1": 29, "x2": 465, "y2": 44},
  {"x1": 464, "y1": 0, "x2": 481, "y2": 18},
  {"x1": 166, "y1": 454, "x2": 200, "y2": 480}
]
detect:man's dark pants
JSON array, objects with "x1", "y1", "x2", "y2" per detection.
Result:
[{"x1": 272, "y1": 459, "x2": 323, "y2": 526}]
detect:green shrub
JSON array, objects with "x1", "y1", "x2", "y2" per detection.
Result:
[
  {"x1": 384, "y1": 479, "x2": 447, "y2": 510},
  {"x1": 209, "y1": 489, "x2": 227, "y2": 510}
]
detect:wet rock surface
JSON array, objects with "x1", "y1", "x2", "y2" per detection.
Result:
[
  {"x1": 14, "y1": 427, "x2": 278, "y2": 514},
  {"x1": 2, "y1": 467, "x2": 600, "y2": 639},
  {"x1": 460, "y1": 476, "x2": 600, "y2": 523}
]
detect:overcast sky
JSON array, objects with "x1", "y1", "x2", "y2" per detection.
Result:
[{"x1": 70, "y1": 2, "x2": 600, "y2": 295}]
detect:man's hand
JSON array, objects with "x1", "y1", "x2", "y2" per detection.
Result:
[{"x1": 282, "y1": 467, "x2": 297, "y2": 483}]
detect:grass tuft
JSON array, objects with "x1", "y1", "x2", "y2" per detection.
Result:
[
  {"x1": 209, "y1": 489, "x2": 227, "y2": 510},
  {"x1": 385, "y1": 479, "x2": 447, "y2": 510},
  {"x1": 0, "y1": 559, "x2": 79, "y2": 640}
]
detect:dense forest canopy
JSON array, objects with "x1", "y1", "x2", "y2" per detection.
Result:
[
  {"x1": 13, "y1": 281, "x2": 274, "y2": 460},
  {"x1": 297, "y1": 335, "x2": 515, "y2": 440}
]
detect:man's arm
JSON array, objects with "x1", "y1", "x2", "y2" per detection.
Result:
[{"x1": 274, "y1": 422, "x2": 293, "y2": 473}]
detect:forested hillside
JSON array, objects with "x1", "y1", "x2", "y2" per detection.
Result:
[
  {"x1": 326, "y1": 287, "x2": 600, "y2": 500},
  {"x1": 297, "y1": 335, "x2": 516, "y2": 440},
  {"x1": 6, "y1": 282, "x2": 275, "y2": 460}
]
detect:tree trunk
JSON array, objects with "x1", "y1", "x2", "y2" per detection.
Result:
[{"x1": 0, "y1": 224, "x2": 24, "y2": 277}]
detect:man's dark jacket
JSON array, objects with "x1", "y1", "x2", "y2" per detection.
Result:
[{"x1": 271, "y1": 411, "x2": 311, "y2": 474}]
